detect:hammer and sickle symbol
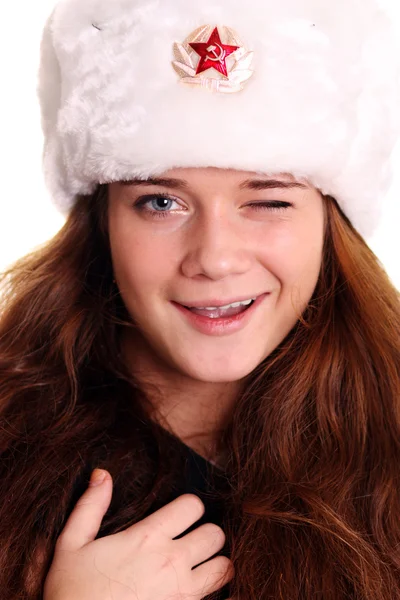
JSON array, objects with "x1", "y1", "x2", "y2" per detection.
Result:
[{"x1": 206, "y1": 43, "x2": 226, "y2": 63}]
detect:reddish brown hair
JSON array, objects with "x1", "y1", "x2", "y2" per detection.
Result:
[{"x1": 0, "y1": 185, "x2": 399, "y2": 599}]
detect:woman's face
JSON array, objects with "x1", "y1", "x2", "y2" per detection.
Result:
[{"x1": 108, "y1": 167, "x2": 326, "y2": 383}]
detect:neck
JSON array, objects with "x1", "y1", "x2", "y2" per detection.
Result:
[{"x1": 120, "y1": 329, "x2": 243, "y2": 464}]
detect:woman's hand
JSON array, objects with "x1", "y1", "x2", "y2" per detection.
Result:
[{"x1": 43, "y1": 469, "x2": 235, "y2": 600}]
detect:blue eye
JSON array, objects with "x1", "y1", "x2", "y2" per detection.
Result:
[{"x1": 134, "y1": 194, "x2": 179, "y2": 217}]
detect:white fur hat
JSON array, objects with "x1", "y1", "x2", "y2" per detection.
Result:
[{"x1": 38, "y1": 0, "x2": 400, "y2": 240}]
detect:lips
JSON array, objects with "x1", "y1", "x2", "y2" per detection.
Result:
[
  {"x1": 178, "y1": 294, "x2": 264, "y2": 309},
  {"x1": 187, "y1": 301, "x2": 254, "y2": 319},
  {"x1": 172, "y1": 293, "x2": 270, "y2": 337}
]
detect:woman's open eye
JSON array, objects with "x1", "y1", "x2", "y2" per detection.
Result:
[{"x1": 133, "y1": 193, "x2": 181, "y2": 218}]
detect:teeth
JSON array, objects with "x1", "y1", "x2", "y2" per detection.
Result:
[{"x1": 198, "y1": 298, "x2": 256, "y2": 310}]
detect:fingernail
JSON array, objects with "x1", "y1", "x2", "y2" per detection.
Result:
[{"x1": 89, "y1": 469, "x2": 107, "y2": 487}]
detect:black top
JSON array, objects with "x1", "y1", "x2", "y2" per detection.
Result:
[
  {"x1": 167, "y1": 442, "x2": 229, "y2": 533},
  {"x1": 70, "y1": 433, "x2": 233, "y2": 599},
  {"x1": 141, "y1": 439, "x2": 233, "y2": 599}
]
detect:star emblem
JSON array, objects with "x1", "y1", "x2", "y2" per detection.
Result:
[
  {"x1": 189, "y1": 27, "x2": 240, "y2": 78},
  {"x1": 172, "y1": 25, "x2": 255, "y2": 93}
]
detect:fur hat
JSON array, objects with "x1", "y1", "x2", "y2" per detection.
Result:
[{"x1": 38, "y1": 0, "x2": 400, "y2": 240}]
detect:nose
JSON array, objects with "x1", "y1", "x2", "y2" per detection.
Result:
[{"x1": 180, "y1": 211, "x2": 253, "y2": 280}]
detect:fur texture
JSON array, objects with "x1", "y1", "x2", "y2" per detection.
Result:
[{"x1": 38, "y1": 0, "x2": 400, "y2": 239}]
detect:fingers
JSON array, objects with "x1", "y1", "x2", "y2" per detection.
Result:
[
  {"x1": 56, "y1": 469, "x2": 113, "y2": 552},
  {"x1": 191, "y1": 555, "x2": 235, "y2": 598},
  {"x1": 132, "y1": 493, "x2": 205, "y2": 540},
  {"x1": 180, "y1": 522, "x2": 226, "y2": 567}
]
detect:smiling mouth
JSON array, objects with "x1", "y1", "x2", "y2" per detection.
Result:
[
  {"x1": 182, "y1": 299, "x2": 256, "y2": 319},
  {"x1": 172, "y1": 293, "x2": 270, "y2": 335}
]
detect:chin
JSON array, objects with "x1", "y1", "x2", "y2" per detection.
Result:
[{"x1": 178, "y1": 357, "x2": 264, "y2": 383}]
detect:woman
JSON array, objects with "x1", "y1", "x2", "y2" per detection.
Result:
[{"x1": 1, "y1": 0, "x2": 399, "y2": 598}]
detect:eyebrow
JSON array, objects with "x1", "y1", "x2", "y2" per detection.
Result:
[
  {"x1": 121, "y1": 177, "x2": 190, "y2": 190},
  {"x1": 239, "y1": 178, "x2": 308, "y2": 191},
  {"x1": 120, "y1": 177, "x2": 308, "y2": 191}
]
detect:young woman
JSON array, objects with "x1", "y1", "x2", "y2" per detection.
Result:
[{"x1": 1, "y1": 0, "x2": 399, "y2": 599}]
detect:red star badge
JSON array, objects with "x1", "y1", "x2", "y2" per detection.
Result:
[{"x1": 189, "y1": 27, "x2": 240, "y2": 78}]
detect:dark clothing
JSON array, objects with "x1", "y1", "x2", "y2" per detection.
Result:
[
  {"x1": 69, "y1": 430, "x2": 233, "y2": 599},
  {"x1": 150, "y1": 437, "x2": 230, "y2": 537},
  {"x1": 141, "y1": 437, "x2": 232, "y2": 599}
]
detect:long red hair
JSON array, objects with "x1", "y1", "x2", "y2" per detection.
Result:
[{"x1": 0, "y1": 185, "x2": 399, "y2": 599}]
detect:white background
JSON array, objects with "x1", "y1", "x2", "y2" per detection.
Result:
[{"x1": 0, "y1": 1, "x2": 399, "y2": 290}]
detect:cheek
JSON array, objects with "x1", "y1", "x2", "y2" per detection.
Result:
[
  {"x1": 259, "y1": 219, "x2": 323, "y2": 295},
  {"x1": 109, "y1": 221, "x2": 176, "y2": 300}
]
